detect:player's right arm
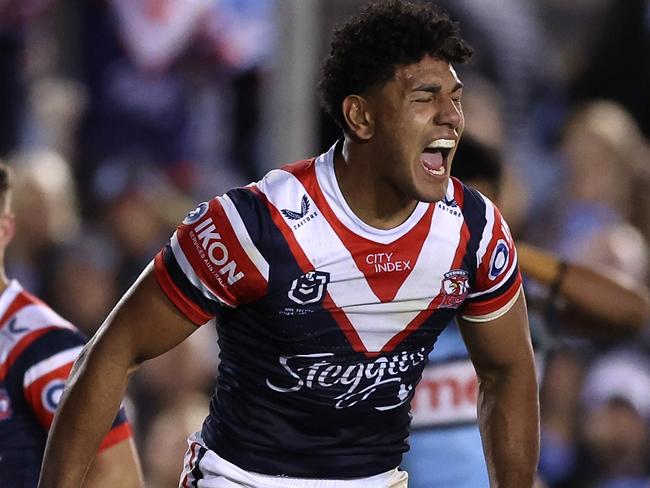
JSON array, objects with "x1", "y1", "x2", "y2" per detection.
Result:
[{"x1": 38, "y1": 266, "x2": 198, "y2": 488}]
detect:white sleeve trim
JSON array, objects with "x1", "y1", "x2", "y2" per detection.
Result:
[{"x1": 460, "y1": 286, "x2": 522, "y2": 323}]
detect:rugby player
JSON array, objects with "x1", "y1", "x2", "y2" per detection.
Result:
[{"x1": 39, "y1": 2, "x2": 539, "y2": 486}]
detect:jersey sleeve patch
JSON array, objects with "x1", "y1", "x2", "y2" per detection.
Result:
[
  {"x1": 461, "y1": 196, "x2": 522, "y2": 321},
  {"x1": 154, "y1": 196, "x2": 269, "y2": 322}
]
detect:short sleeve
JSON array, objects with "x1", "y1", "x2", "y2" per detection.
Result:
[
  {"x1": 19, "y1": 328, "x2": 132, "y2": 451},
  {"x1": 154, "y1": 194, "x2": 270, "y2": 324},
  {"x1": 461, "y1": 200, "x2": 522, "y2": 322}
]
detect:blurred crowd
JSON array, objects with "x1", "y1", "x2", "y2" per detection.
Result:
[{"x1": 1, "y1": 0, "x2": 649, "y2": 486}]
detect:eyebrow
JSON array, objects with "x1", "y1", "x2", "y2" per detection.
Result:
[{"x1": 412, "y1": 81, "x2": 464, "y2": 93}]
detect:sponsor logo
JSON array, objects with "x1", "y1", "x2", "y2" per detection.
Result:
[
  {"x1": 437, "y1": 197, "x2": 462, "y2": 217},
  {"x1": 288, "y1": 271, "x2": 329, "y2": 305},
  {"x1": 410, "y1": 359, "x2": 478, "y2": 427},
  {"x1": 488, "y1": 240, "x2": 509, "y2": 281},
  {"x1": 439, "y1": 269, "x2": 470, "y2": 308},
  {"x1": 281, "y1": 195, "x2": 319, "y2": 230},
  {"x1": 7, "y1": 317, "x2": 28, "y2": 334},
  {"x1": 365, "y1": 252, "x2": 411, "y2": 273},
  {"x1": 42, "y1": 379, "x2": 66, "y2": 414},
  {"x1": 0, "y1": 388, "x2": 12, "y2": 421},
  {"x1": 266, "y1": 348, "x2": 426, "y2": 410},
  {"x1": 190, "y1": 218, "x2": 244, "y2": 285},
  {"x1": 183, "y1": 202, "x2": 209, "y2": 225},
  {"x1": 442, "y1": 196, "x2": 458, "y2": 208}
]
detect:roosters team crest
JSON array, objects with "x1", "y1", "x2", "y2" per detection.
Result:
[{"x1": 439, "y1": 269, "x2": 470, "y2": 309}]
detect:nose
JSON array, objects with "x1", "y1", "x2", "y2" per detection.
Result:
[{"x1": 434, "y1": 97, "x2": 463, "y2": 130}]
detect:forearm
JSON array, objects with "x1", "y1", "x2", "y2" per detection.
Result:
[
  {"x1": 517, "y1": 242, "x2": 649, "y2": 332},
  {"x1": 559, "y1": 266, "x2": 649, "y2": 332},
  {"x1": 38, "y1": 337, "x2": 135, "y2": 488},
  {"x1": 478, "y1": 366, "x2": 540, "y2": 488}
]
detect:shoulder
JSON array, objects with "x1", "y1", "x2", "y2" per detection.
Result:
[
  {"x1": 0, "y1": 285, "x2": 79, "y2": 352},
  {"x1": 1, "y1": 285, "x2": 84, "y2": 386}
]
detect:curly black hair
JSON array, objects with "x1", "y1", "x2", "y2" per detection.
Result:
[{"x1": 319, "y1": 0, "x2": 473, "y2": 131}]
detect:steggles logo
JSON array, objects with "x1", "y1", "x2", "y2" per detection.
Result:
[{"x1": 266, "y1": 348, "x2": 427, "y2": 410}]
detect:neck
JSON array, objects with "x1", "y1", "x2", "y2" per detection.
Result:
[{"x1": 334, "y1": 138, "x2": 418, "y2": 230}]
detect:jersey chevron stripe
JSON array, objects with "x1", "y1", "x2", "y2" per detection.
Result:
[
  {"x1": 249, "y1": 184, "x2": 369, "y2": 353},
  {"x1": 291, "y1": 159, "x2": 434, "y2": 303},
  {"x1": 380, "y1": 219, "x2": 470, "y2": 354},
  {"x1": 257, "y1": 164, "x2": 468, "y2": 354}
]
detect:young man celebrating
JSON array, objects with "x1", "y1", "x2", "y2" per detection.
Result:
[
  {"x1": 39, "y1": 1, "x2": 539, "y2": 487},
  {"x1": 0, "y1": 162, "x2": 143, "y2": 487}
]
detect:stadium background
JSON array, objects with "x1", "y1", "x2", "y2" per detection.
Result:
[{"x1": 1, "y1": 0, "x2": 649, "y2": 486}]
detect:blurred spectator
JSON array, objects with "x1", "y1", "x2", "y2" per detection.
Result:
[
  {"x1": 75, "y1": 0, "x2": 276, "y2": 216},
  {"x1": 5, "y1": 149, "x2": 80, "y2": 301},
  {"x1": 142, "y1": 393, "x2": 210, "y2": 488},
  {"x1": 569, "y1": 0, "x2": 650, "y2": 138},
  {"x1": 48, "y1": 231, "x2": 120, "y2": 336},
  {"x1": 0, "y1": 0, "x2": 55, "y2": 157},
  {"x1": 568, "y1": 349, "x2": 650, "y2": 488},
  {"x1": 528, "y1": 100, "x2": 650, "y2": 281}
]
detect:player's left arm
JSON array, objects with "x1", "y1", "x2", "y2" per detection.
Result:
[
  {"x1": 459, "y1": 289, "x2": 539, "y2": 488},
  {"x1": 83, "y1": 437, "x2": 143, "y2": 487}
]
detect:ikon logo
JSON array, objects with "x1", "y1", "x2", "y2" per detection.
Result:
[{"x1": 288, "y1": 271, "x2": 330, "y2": 305}]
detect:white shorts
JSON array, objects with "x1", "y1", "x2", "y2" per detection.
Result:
[{"x1": 179, "y1": 432, "x2": 409, "y2": 488}]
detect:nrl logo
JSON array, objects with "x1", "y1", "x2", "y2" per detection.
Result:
[
  {"x1": 288, "y1": 270, "x2": 330, "y2": 305},
  {"x1": 281, "y1": 195, "x2": 310, "y2": 220}
]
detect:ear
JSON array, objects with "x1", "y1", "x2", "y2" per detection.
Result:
[
  {"x1": 342, "y1": 95, "x2": 374, "y2": 140},
  {"x1": 0, "y1": 214, "x2": 16, "y2": 249}
]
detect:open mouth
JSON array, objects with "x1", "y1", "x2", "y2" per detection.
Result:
[{"x1": 421, "y1": 139, "x2": 455, "y2": 177}]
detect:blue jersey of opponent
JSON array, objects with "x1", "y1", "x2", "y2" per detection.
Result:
[{"x1": 401, "y1": 321, "x2": 488, "y2": 488}]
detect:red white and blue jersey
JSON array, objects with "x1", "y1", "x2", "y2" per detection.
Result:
[
  {"x1": 0, "y1": 280, "x2": 131, "y2": 486},
  {"x1": 154, "y1": 142, "x2": 522, "y2": 478}
]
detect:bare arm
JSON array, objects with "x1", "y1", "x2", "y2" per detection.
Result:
[
  {"x1": 38, "y1": 265, "x2": 199, "y2": 488},
  {"x1": 459, "y1": 290, "x2": 540, "y2": 488},
  {"x1": 83, "y1": 437, "x2": 143, "y2": 488},
  {"x1": 517, "y1": 242, "x2": 650, "y2": 334}
]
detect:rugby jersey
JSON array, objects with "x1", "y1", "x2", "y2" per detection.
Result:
[
  {"x1": 154, "y1": 142, "x2": 522, "y2": 478},
  {"x1": 0, "y1": 280, "x2": 132, "y2": 486}
]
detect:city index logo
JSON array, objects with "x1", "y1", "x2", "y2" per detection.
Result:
[
  {"x1": 366, "y1": 252, "x2": 411, "y2": 273},
  {"x1": 192, "y1": 218, "x2": 244, "y2": 285}
]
